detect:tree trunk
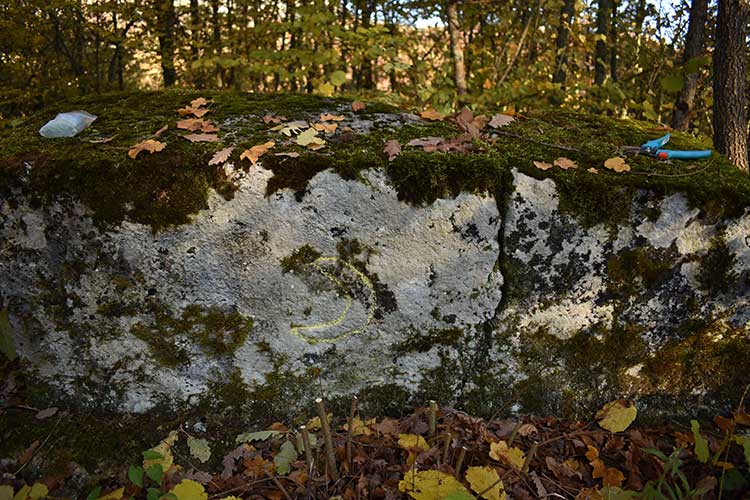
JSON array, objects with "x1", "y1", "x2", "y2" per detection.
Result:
[
  {"x1": 155, "y1": 0, "x2": 177, "y2": 87},
  {"x1": 359, "y1": 0, "x2": 375, "y2": 90},
  {"x1": 552, "y1": 0, "x2": 576, "y2": 85},
  {"x1": 671, "y1": 0, "x2": 708, "y2": 131},
  {"x1": 446, "y1": 0, "x2": 468, "y2": 96},
  {"x1": 609, "y1": 0, "x2": 618, "y2": 81},
  {"x1": 713, "y1": 0, "x2": 749, "y2": 171},
  {"x1": 594, "y1": 0, "x2": 612, "y2": 85}
]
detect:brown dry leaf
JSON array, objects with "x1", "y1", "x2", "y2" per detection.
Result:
[
  {"x1": 370, "y1": 418, "x2": 399, "y2": 437},
  {"x1": 420, "y1": 109, "x2": 443, "y2": 121},
  {"x1": 734, "y1": 409, "x2": 750, "y2": 426},
  {"x1": 208, "y1": 147, "x2": 235, "y2": 166},
  {"x1": 18, "y1": 440, "x2": 40, "y2": 465},
  {"x1": 320, "y1": 113, "x2": 345, "y2": 122},
  {"x1": 183, "y1": 133, "x2": 220, "y2": 143},
  {"x1": 534, "y1": 160, "x2": 554, "y2": 171},
  {"x1": 554, "y1": 157, "x2": 578, "y2": 170},
  {"x1": 35, "y1": 407, "x2": 58, "y2": 420},
  {"x1": 455, "y1": 107, "x2": 483, "y2": 138},
  {"x1": 518, "y1": 423, "x2": 537, "y2": 437},
  {"x1": 312, "y1": 122, "x2": 338, "y2": 134},
  {"x1": 489, "y1": 113, "x2": 515, "y2": 129},
  {"x1": 384, "y1": 140, "x2": 401, "y2": 161},
  {"x1": 585, "y1": 445, "x2": 599, "y2": 462},
  {"x1": 489, "y1": 440, "x2": 525, "y2": 470},
  {"x1": 592, "y1": 460, "x2": 625, "y2": 488},
  {"x1": 407, "y1": 137, "x2": 444, "y2": 150},
  {"x1": 128, "y1": 139, "x2": 166, "y2": 159},
  {"x1": 588, "y1": 167, "x2": 599, "y2": 174},
  {"x1": 153, "y1": 125, "x2": 168, "y2": 137},
  {"x1": 240, "y1": 141, "x2": 275, "y2": 165},
  {"x1": 575, "y1": 488, "x2": 604, "y2": 500},
  {"x1": 352, "y1": 101, "x2": 366, "y2": 112},
  {"x1": 604, "y1": 157, "x2": 631, "y2": 173},
  {"x1": 263, "y1": 113, "x2": 287, "y2": 124},
  {"x1": 274, "y1": 152, "x2": 301, "y2": 158},
  {"x1": 190, "y1": 97, "x2": 211, "y2": 108},
  {"x1": 177, "y1": 106, "x2": 211, "y2": 118},
  {"x1": 177, "y1": 118, "x2": 218, "y2": 133}
]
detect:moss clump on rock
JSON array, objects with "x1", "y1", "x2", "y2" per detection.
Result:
[
  {"x1": 696, "y1": 234, "x2": 737, "y2": 294},
  {"x1": 131, "y1": 304, "x2": 253, "y2": 366},
  {"x1": 606, "y1": 247, "x2": 673, "y2": 299}
]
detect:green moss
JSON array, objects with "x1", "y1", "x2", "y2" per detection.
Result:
[
  {"x1": 607, "y1": 247, "x2": 673, "y2": 298},
  {"x1": 354, "y1": 383, "x2": 412, "y2": 418},
  {"x1": 3, "y1": 91, "x2": 750, "y2": 231},
  {"x1": 513, "y1": 321, "x2": 646, "y2": 419},
  {"x1": 131, "y1": 304, "x2": 253, "y2": 366},
  {"x1": 280, "y1": 244, "x2": 322, "y2": 273},
  {"x1": 696, "y1": 234, "x2": 737, "y2": 294},
  {"x1": 393, "y1": 327, "x2": 463, "y2": 354}
]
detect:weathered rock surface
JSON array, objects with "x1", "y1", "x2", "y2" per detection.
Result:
[{"x1": 1, "y1": 96, "x2": 749, "y2": 421}]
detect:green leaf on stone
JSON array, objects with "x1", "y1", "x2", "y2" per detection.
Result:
[
  {"x1": 274, "y1": 441, "x2": 299, "y2": 475},
  {"x1": 187, "y1": 436, "x2": 211, "y2": 463},
  {"x1": 147, "y1": 488, "x2": 161, "y2": 500},
  {"x1": 146, "y1": 463, "x2": 164, "y2": 485},
  {"x1": 128, "y1": 465, "x2": 145, "y2": 487},
  {"x1": 330, "y1": 70, "x2": 347, "y2": 86},
  {"x1": 691, "y1": 420, "x2": 709, "y2": 463},
  {"x1": 0, "y1": 309, "x2": 17, "y2": 361},
  {"x1": 236, "y1": 430, "x2": 282, "y2": 444}
]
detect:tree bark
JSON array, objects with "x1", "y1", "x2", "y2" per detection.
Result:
[
  {"x1": 594, "y1": 0, "x2": 612, "y2": 85},
  {"x1": 446, "y1": 0, "x2": 468, "y2": 95},
  {"x1": 609, "y1": 0, "x2": 618, "y2": 81},
  {"x1": 552, "y1": 0, "x2": 576, "y2": 85},
  {"x1": 713, "y1": 0, "x2": 749, "y2": 171},
  {"x1": 671, "y1": 0, "x2": 708, "y2": 131},
  {"x1": 155, "y1": 0, "x2": 177, "y2": 87}
]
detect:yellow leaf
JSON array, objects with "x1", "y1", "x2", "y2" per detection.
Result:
[
  {"x1": 596, "y1": 401, "x2": 637, "y2": 433},
  {"x1": 12, "y1": 484, "x2": 47, "y2": 500},
  {"x1": 398, "y1": 433, "x2": 430, "y2": 465},
  {"x1": 466, "y1": 466, "x2": 506, "y2": 500},
  {"x1": 343, "y1": 416, "x2": 374, "y2": 436},
  {"x1": 170, "y1": 480, "x2": 208, "y2": 500},
  {"x1": 143, "y1": 430, "x2": 179, "y2": 470},
  {"x1": 398, "y1": 469, "x2": 474, "y2": 500},
  {"x1": 488, "y1": 441, "x2": 525, "y2": 470},
  {"x1": 296, "y1": 128, "x2": 323, "y2": 147},
  {"x1": 603, "y1": 157, "x2": 631, "y2": 173},
  {"x1": 97, "y1": 487, "x2": 125, "y2": 500},
  {"x1": 0, "y1": 485, "x2": 12, "y2": 500}
]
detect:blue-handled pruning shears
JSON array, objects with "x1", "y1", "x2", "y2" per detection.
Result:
[{"x1": 623, "y1": 133, "x2": 712, "y2": 160}]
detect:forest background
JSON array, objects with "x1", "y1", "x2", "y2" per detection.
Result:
[{"x1": 1, "y1": 0, "x2": 749, "y2": 169}]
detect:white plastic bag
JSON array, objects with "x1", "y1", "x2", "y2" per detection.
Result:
[{"x1": 39, "y1": 111, "x2": 97, "y2": 138}]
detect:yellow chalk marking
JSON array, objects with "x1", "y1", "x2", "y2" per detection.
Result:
[{"x1": 290, "y1": 257, "x2": 376, "y2": 345}]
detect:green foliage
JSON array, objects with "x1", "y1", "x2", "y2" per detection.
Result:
[
  {"x1": 146, "y1": 463, "x2": 164, "y2": 485},
  {"x1": 128, "y1": 465, "x2": 145, "y2": 487},
  {"x1": 690, "y1": 420, "x2": 710, "y2": 463},
  {"x1": 640, "y1": 447, "x2": 710, "y2": 500}
]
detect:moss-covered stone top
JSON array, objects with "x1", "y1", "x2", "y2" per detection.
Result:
[{"x1": 1, "y1": 90, "x2": 748, "y2": 231}]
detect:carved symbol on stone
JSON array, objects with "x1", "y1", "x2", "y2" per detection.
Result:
[{"x1": 290, "y1": 257, "x2": 376, "y2": 345}]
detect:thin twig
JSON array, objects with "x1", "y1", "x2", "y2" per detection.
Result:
[
  {"x1": 265, "y1": 472, "x2": 293, "y2": 500},
  {"x1": 315, "y1": 397, "x2": 339, "y2": 480},
  {"x1": 346, "y1": 396, "x2": 358, "y2": 471},
  {"x1": 14, "y1": 414, "x2": 62, "y2": 475},
  {"x1": 428, "y1": 401, "x2": 438, "y2": 438},
  {"x1": 454, "y1": 446, "x2": 467, "y2": 478}
]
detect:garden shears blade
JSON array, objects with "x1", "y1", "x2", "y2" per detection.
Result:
[{"x1": 622, "y1": 133, "x2": 712, "y2": 160}]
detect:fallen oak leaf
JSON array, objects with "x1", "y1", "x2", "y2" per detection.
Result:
[
  {"x1": 240, "y1": 141, "x2": 275, "y2": 165},
  {"x1": 190, "y1": 97, "x2": 212, "y2": 108},
  {"x1": 420, "y1": 109, "x2": 443, "y2": 121},
  {"x1": 263, "y1": 113, "x2": 287, "y2": 124},
  {"x1": 407, "y1": 136, "x2": 444, "y2": 148},
  {"x1": 297, "y1": 128, "x2": 326, "y2": 149},
  {"x1": 177, "y1": 118, "x2": 218, "y2": 133},
  {"x1": 455, "y1": 107, "x2": 483, "y2": 138},
  {"x1": 128, "y1": 139, "x2": 166, "y2": 159},
  {"x1": 208, "y1": 147, "x2": 235, "y2": 166},
  {"x1": 320, "y1": 113, "x2": 345, "y2": 121},
  {"x1": 533, "y1": 160, "x2": 554, "y2": 171},
  {"x1": 312, "y1": 122, "x2": 338, "y2": 134},
  {"x1": 352, "y1": 101, "x2": 366, "y2": 112},
  {"x1": 588, "y1": 167, "x2": 599, "y2": 174},
  {"x1": 383, "y1": 140, "x2": 401, "y2": 161},
  {"x1": 183, "y1": 133, "x2": 220, "y2": 143},
  {"x1": 554, "y1": 157, "x2": 578, "y2": 170},
  {"x1": 177, "y1": 106, "x2": 211, "y2": 118},
  {"x1": 604, "y1": 156, "x2": 631, "y2": 173},
  {"x1": 270, "y1": 120, "x2": 309, "y2": 136},
  {"x1": 488, "y1": 114, "x2": 515, "y2": 129}
]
